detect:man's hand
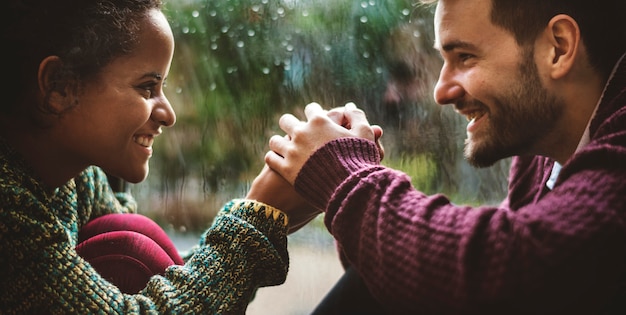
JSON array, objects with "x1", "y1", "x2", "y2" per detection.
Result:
[{"x1": 265, "y1": 102, "x2": 382, "y2": 185}]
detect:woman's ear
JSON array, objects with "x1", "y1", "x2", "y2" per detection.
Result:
[{"x1": 37, "y1": 56, "x2": 70, "y2": 113}]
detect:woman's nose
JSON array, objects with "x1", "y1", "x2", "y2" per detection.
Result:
[{"x1": 152, "y1": 96, "x2": 176, "y2": 127}]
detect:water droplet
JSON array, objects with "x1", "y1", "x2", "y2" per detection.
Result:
[
  {"x1": 360, "y1": 16, "x2": 368, "y2": 23},
  {"x1": 192, "y1": 10, "x2": 199, "y2": 18}
]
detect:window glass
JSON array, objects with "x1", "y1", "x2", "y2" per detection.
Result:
[{"x1": 133, "y1": 1, "x2": 510, "y2": 312}]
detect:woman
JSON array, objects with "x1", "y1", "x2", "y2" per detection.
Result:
[{"x1": 0, "y1": 0, "x2": 311, "y2": 313}]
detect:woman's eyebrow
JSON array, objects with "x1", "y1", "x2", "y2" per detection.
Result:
[{"x1": 141, "y1": 72, "x2": 164, "y2": 81}]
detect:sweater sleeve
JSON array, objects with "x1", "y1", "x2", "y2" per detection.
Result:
[
  {"x1": 142, "y1": 199, "x2": 289, "y2": 314},
  {"x1": 78, "y1": 166, "x2": 137, "y2": 221},
  {"x1": 0, "y1": 186, "x2": 289, "y2": 314},
  {"x1": 295, "y1": 137, "x2": 626, "y2": 314}
]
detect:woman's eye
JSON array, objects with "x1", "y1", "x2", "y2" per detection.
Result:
[{"x1": 137, "y1": 83, "x2": 157, "y2": 98}]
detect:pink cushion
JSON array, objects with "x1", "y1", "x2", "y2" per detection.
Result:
[{"x1": 76, "y1": 214, "x2": 184, "y2": 293}]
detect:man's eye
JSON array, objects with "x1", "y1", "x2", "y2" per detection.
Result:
[{"x1": 459, "y1": 53, "x2": 473, "y2": 62}]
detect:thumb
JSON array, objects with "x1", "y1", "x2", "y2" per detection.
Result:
[{"x1": 343, "y1": 102, "x2": 375, "y2": 141}]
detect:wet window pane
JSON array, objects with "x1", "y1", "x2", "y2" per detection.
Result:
[{"x1": 133, "y1": 0, "x2": 510, "y2": 313}]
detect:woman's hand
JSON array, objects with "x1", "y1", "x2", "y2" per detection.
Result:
[{"x1": 245, "y1": 165, "x2": 321, "y2": 233}]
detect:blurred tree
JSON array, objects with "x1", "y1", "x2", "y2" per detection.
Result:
[{"x1": 139, "y1": 0, "x2": 509, "y2": 231}]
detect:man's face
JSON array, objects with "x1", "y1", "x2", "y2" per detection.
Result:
[{"x1": 432, "y1": 0, "x2": 563, "y2": 167}]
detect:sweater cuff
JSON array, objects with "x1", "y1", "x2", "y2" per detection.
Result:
[
  {"x1": 208, "y1": 199, "x2": 289, "y2": 249},
  {"x1": 294, "y1": 138, "x2": 381, "y2": 210},
  {"x1": 217, "y1": 199, "x2": 288, "y2": 229},
  {"x1": 202, "y1": 199, "x2": 289, "y2": 286}
]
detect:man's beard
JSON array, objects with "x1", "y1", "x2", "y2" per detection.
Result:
[{"x1": 465, "y1": 49, "x2": 562, "y2": 168}]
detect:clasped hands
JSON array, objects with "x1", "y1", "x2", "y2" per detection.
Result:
[{"x1": 246, "y1": 102, "x2": 383, "y2": 233}]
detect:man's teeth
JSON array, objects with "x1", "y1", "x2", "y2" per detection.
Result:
[
  {"x1": 134, "y1": 136, "x2": 154, "y2": 147},
  {"x1": 466, "y1": 111, "x2": 482, "y2": 122}
]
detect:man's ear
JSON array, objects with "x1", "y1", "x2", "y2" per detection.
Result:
[
  {"x1": 37, "y1": 56, "x2": 69, "y2": 113},
  {"x1": 544, "y1": 14, "x2": 581, "y2": 80}
]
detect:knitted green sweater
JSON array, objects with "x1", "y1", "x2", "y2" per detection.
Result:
[{"x1": 0, "y1": 139, "x2": 289, "y2": 314}]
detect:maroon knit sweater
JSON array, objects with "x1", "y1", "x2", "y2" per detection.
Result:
[{"x1": 295, "y1": 55, "x2": 626, "y2": 315}]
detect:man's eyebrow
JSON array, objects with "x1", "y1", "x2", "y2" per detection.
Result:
[{"x1": 435, "y1": 40, "x2": 478, "y2": 52}]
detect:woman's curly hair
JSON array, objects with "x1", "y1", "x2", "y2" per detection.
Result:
[{"x1": 3, "y1": 0, "x2": 163, "y2": 115}]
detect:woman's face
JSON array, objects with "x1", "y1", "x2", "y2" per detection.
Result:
[{"x1": 55, "y1": 9, "x2": 176, "y2": 183}]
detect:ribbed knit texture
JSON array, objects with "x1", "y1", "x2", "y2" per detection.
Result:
[
  {"x1": 295, "y1": 54, "x2": 626, "y2": 314},
  {"x1": 0, "y1": 141, "x2": 289, "y2": 314}
]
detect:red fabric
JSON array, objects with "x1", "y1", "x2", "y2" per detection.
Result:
[{"x1": 76, "y1": 213, "x2": 183, "y2": 293}]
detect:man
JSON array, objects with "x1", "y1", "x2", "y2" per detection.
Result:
[{"x1": 267, "y1": 0, "x2": 626, "y2": 314}]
